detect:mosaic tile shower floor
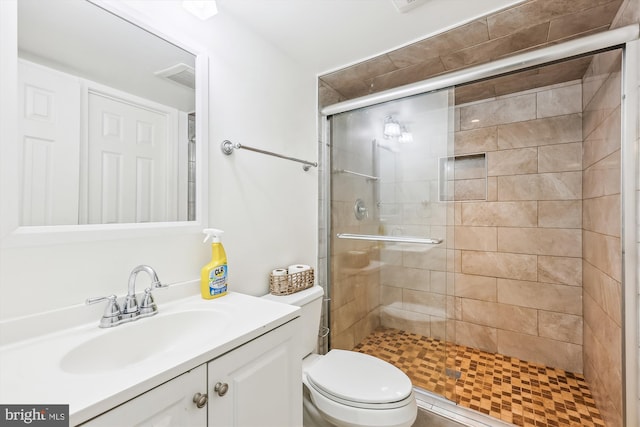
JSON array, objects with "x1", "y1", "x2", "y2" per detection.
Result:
[{"x1": 352, "y1": 328, "x2": 605, "y2": 427}]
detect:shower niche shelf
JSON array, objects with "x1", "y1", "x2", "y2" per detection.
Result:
[{"x1": 439, "y1": 153, "x2": 487, "y2": 202}]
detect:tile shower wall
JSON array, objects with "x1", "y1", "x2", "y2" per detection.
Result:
[
  {"x1": 329, "y1": 117, "x2": 381, "y2": 350},
  {"x1": 318, "y1": 0, "x2": 624, "y2": 108},
  {"x1": 450, "y1": 80, "x2": 584, "y2": 373},
  {"x1": 581, "y1": 49, "x2": 623, "y2": 427}
]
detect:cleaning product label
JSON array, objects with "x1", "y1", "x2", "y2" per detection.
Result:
[{"x1": 209, "y1": 264, "x2": 228, "y2": 296}]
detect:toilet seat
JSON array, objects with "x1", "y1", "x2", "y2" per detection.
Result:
[{"x1": 305, "y1": 350, "x2": 413, "y2": 409}]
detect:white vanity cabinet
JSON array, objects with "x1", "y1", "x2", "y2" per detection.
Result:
[
  {"x1": 79, "y1": 319, "x2": 300, "y2": 427},
  {"x1": 80, "y1": 365, "x2": 208, "y2": 427},
  {"x1": 207, "y1": 319, "x2": 301, "y2": 426}
]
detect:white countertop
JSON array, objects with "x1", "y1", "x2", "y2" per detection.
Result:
[{"x1": 0, "y1": 292, "x2": 299, "y2": 425}]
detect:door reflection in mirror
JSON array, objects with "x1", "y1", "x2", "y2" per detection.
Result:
[{"x1": 17, "y1": 0, "x2": 196, "y2": 225}]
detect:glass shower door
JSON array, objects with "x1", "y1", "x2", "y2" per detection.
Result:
[{"x1": 328, "y1": 87, "x2": 457, "y2": 401}]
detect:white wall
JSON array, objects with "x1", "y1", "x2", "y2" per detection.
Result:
[{"x1": 0, "y1": 0, "x2": 317, "y2": 320}]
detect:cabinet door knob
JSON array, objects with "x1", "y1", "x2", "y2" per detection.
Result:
[
  {"x1": 193, "y1": 392, "x2": 208, "y2": 408},
  {"x1": 214, "y1": 382, "x2": 229, "y2": 397}
]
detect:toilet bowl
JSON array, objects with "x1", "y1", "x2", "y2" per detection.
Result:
[{"x1": 262, "y1": 286, "x2": 417, "y2": 427}]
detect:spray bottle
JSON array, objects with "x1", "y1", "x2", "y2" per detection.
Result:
[{"x1": 201, "y1": 228, "x2": 228, "y2": 299}]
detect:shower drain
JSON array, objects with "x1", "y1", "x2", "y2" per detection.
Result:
[{"x1": 445, "y1": 368, "x2": 462, "y2": 379}]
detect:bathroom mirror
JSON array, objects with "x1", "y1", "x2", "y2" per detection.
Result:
[{"x1": 16, "y1": 0, "x2": 204, "y2": 226}]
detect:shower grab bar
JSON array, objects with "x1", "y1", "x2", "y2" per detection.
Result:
[
  {"x1": 221, "y1": 140, "x2": 318, "y2": 171},
  {"x1": 335, "y1": 169, "x2": 379, "y2": 181},
  {"x1": 336, "y1": 233, "x2": 443, "y2": 245}
]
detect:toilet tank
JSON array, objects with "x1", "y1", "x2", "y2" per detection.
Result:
[{"x1": 262, "y1": 285, "x2": 324, "y2": 357}]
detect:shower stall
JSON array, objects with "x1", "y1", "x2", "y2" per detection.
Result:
[{"x1": 319, "y1": 27, "x2": 638, "y2": 427}]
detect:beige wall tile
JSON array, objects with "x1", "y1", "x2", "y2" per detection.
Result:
[
  {"x1": 497, "y1": 114, "x2": 582, "y2": 149},
  {"x1": 612, "y1": 0, "x2": 640, "y2": 27},
  {"x1": 461, "y1": 251, "x2": 537, "y2": 281},
  {"x1": 583, "y1": 323, "x2": 623, "y2": 427},
  {"x1": 379, "y1": 247, "x2": 403, "y2": 266},
  {"x1": 380, "y1": 305, "x2": 432, "y2": 337},
  {"x1": 583, "y1": 106, "x2": 620, "y2": 169},
  {"x1": 486, "y1": 0, "x2": 615, "y2": 39},
  {"x1": 583, "y1": 71, "x2": 621, "y2": 140},
  {"x1": 460, "y1": 93, "x2": 536, "y2": 130},
  {"x1": 320, "y1": 55, "x2": 398, "y2": 97},
  {"x1": 583, "y1": 261, "x2": 622, "y2": 327},
  {"x1": 583, "y1": 151, "x2": 621, "y2": 199},
  {"x1": 497, "y1": 330, "x2": 583, "y2": 373},
  {"x1": 498, "y1": 227, "x2": 582, "y2": 257},
  {"x1": 353, "y1": 311, "x2": 381, "y2": 346},
  {"x1": 498, "y1": 172, "x2": 581, "y2": 200},
  {"x1": 454, "y1": 154, "x2": 486, "y2": 180},
  {"x1": 583, "y1": 291, "x2": 622, "y2": 370},
  {"x1": 487, "y1": 148, "x2": 537, "y2": 176},
  {"x1": 455, "y1": 81, "x2": 497, "y2": 105},
  {"x1": 486, "y1": 177, "x2": 498, "y2": 201},
  {"x1": 536, "y1": 83, "x2": 582, "y2": 118},
  {"x1": 404, "y1": 247, "x2": 447, "y2": 271},
  {"x1": 583, "y1": 230, "x2": 622, "y2": 282},
  {"x1": 387, "y1": 19, "x2": 490, "y2": 67},
  {"x1": 539, "y1": 311, "x2": 583, "y2": 344},
  {"x1": 497, "y1": 278, "x2": 582, "y2": 315},
  {"x1": 582, "y1": 50, "x2": 621, "y2": 109},
  {"x1": 454, "y1": 179, "x2": 486, "y2": 201},
  {"x1": 442, "y1": 23, "x2": 549, "y2": 73},
  {"x1": 461, "y1": 299, "x2": 538, "y2": 335},
  {"x1": 431, "y1": 271, "x2": 448, "y2": 294},
  {"x1": 330, "y1": 327, "x2": 355, "y2": 351},
  {"x1": 538, "y1": 142, "x2": 582, "y2": 173},
  {"x1": 454, "y1": 273, "x2": 498, "y2": 301},
  {"x1": 452, "y1": 320, "x2": 498, "y2": 353},
  {"x1": 461, "y1": 201, "x2": 537, "y2": 226},
  {"x1": 380, "y1": 285, "x2": 403, "y2": 307},
  {"x1": 371, "y1": 58, "x2": 446, "y2": 93},
  {"x1": 547, "y1": 1, "x2": 621, "y2": 42},
  {"x1": 538, "y1": 256, "x2": 582, "y2": 286},
  {"x1": 390, "y1": 265, "x2": 432, "y2": 291},
  {"x1": 454, "y1": 202, "x2": 462, "y2": 226},
  {"x1": 583, "y1": 194, "x2": 620, "y2": 237},
  {"x1": 403, "y1": 289, "x2": 448, "y2": 317},
  {"x1": 538, "y1": 200, "x2": 582, "y2": 228},
  {"x1": 454, "y1": 226, "x2": 497, "y2": 251}
]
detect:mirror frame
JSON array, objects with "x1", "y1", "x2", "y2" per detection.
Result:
[{"x1": 0, "y1": 0, "x2": 209, "y2": 247}]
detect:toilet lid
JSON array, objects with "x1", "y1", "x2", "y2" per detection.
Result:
[{"x1": 306, "y1": 350, "x2": 412, "y2": 405}]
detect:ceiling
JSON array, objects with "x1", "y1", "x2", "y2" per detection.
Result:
[{"x1": 216, "y1": 0, "x2": 525, "y2": 74}]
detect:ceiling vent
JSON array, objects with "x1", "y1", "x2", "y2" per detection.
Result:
[
  {"x1": 391, "y1": 0, "x2": 430, "y2": 13},
  {"x1": 154, "y1": 63, "x2": 196, "y2": 89}
]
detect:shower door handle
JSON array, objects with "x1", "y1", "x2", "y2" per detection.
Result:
[{"x1": 337, "y1": 233, "x2": 443, "y2": 245}]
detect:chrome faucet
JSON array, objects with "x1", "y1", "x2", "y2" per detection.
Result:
[
  {"x1": 87, "y1": 265, "x2": 167, "y2": 328},
  {"x1": 122, "y1": 265, "x2": 164, "y2": 319}
]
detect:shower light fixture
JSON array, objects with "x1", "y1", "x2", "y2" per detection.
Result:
[
  {"x1": 182, "y1": 0, "x2": 218, "y2": 20},
  {"x1": 399, "y1": 126, "x2": 413, "y2": 143},
  {"x1": 383, "y1": 116, "x2": 401, "y2": 138}
]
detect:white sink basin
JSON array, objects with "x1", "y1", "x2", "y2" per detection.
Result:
[
  {"x1": 60, "y1": 309, "x2": 229, "y2": 374},
  {"x1": 1, "y1": 292, "x2": 299, "y2": 426}
]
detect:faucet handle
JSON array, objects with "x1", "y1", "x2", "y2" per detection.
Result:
[
  {"x1": 139, "y1": 288, "x2": 158, "y2": 317},
  {"x1": 86, "y1": 295, "x2": 122, "y2": 328}
]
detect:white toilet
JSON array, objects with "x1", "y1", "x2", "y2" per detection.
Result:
[{"x1": 263, "y1": 285, "x2": 417, "y2": 427}]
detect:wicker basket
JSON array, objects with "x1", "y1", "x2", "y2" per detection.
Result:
[{"x1": 269, "y1": 268, "x2": 314, "y2": 296}]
